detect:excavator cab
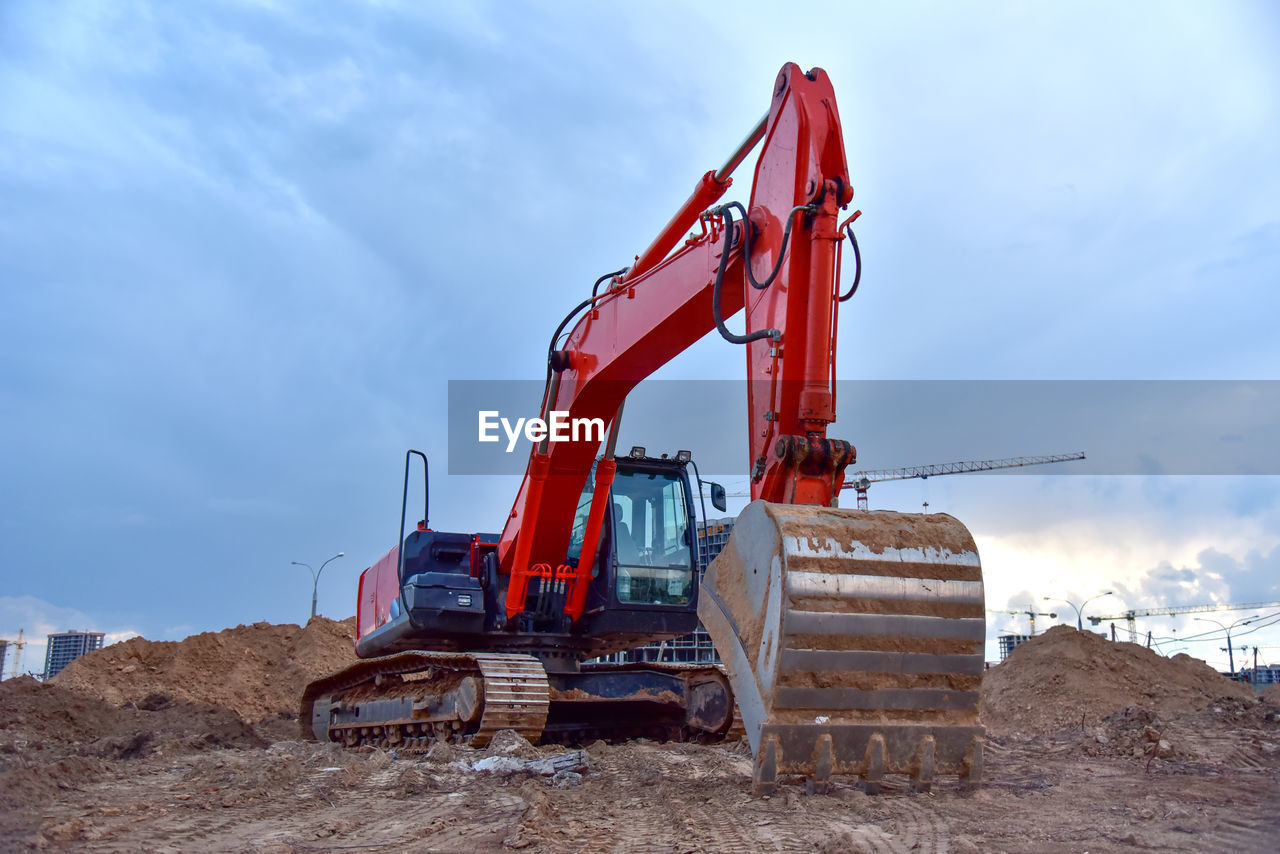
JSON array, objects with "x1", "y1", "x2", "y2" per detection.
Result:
[
  {"x1": 509, "y1": 453, "x2": 708, "y2": 650},
  {"x1": 570, "y1": 458, "x2": 696, "y2": 606}
]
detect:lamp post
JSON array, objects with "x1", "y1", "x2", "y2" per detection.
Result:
[
  {"x1": 292, "y1": 552, "x2": 345, "y2": 619},
  {"x1": 1044, "y1": 591, "x2": 1114, "y2": 631},
  {"x1": 1194, "y1": 614, "x2": 1258, "y2": 677}
]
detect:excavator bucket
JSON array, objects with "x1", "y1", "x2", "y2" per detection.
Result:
[{"x1": 699, "y1": 502, "x2": 985, "y2": 794}]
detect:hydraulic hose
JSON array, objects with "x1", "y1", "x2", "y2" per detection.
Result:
[
  {"x1": 837, "y1": 223, "x2": 861, "y2": 302},
  {"x1": 712, "y1": 205, "x2": 779, "y2": 345},
  {"x1": 590, "y1": 265, "x2": 632, "y2": 301},
  {"x1": 716, "y1": 201, "x2": 811, "y2": 290},
  {"x1": 540, "y1": 266, "x2": 630, "y2": 413}
]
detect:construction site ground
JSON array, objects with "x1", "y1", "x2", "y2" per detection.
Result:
[{"x1": 3, "y1": 620, "x2": 1278, "y2": 853}]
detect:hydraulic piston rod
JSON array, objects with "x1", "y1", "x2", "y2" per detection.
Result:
[{"x1": 624, "y1": 113, "x2": 768, "y2": 283}]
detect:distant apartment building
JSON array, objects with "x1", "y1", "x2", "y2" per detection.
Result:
[
  {"x1": 601, "y1": 517, "x2": 737, "y2": 665},
  {"x1": 1246, "y1": 665, "x2": 1280, "y2": 685},
  {"x1": 0, "y1": 640, "x2": 7, "y2": 678},
  {"x1": 998, "y1": 633, "x2": 1031, "y2": 660},
  {"x1": 42, "y1": 631, "x2": 105, "y2": 679}
]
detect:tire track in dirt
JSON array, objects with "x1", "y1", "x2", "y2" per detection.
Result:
[
  {"x1": 543, "y1": 781, "x2": 910, "y2": 854},
  {"x1": 670, "y1": 800, "x2": 762, "y2": 853},
  {"x1": 1222, "y1": 744, "x2": 1270, "y2": 771},
  {"x1": 1201, "y1": 811, "x2": 1280, "y2": 853},
  {"x1": 886, "y1": 795, "x2": 949, "y2": 854},
  {"x1": 163, "y1": 789, "x2": 525, "y2": 853},
  {"x1": 825, "y1": 823, "x2": 909, "y2": 854},
  {"x1": 1191, "y1": 773, "x2": 1280, "y2": 854},
  {"x1": 662, "y1": 799, "x2": 907, "y2": 854},
  {"x1": 32, "y1": 759, "x2": 531, "y2": 853}
]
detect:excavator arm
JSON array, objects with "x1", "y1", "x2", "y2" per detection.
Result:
[
  {"x1": 498, "y1": 64, "x2": 856, "y2": 617},
  {"x1": 496, "y1": 64, "x2": 986, "y2": 794}
]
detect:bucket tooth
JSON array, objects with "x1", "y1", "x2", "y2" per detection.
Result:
[
  {"x1": 862, "y1": 733, "x2": 886, "y2": 795},
  {"x1": 806, "y1": 733, "x2": 835, "y2": 795},
  {"x1": 910, "y1": 735, "x2": 936, "y2": 794},
  {"x1": 960, "y1": 737, "x2": 984, "y2": 790},
  {"x1": 699, "y1": 501, "x2": 986, "y2": 794},
  {"x1": 754, "y1": 734, "x2": 781, "y2": 796}
]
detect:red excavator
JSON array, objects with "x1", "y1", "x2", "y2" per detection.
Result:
[{"x1": 302, "y1": 63, "x2": 986, "y2": 794}]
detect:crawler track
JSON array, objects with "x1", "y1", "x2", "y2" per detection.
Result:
[
  {"x1": 302, "y1": 653, "x2": 734, "y2": 751},
  {"x1": 300, "y1": 651, "x2": 550, "y2": 750}
]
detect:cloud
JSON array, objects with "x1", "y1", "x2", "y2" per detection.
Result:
[
  {"x1": 0, "y1": 595, "x2": 141, "y2": 679},
  {"x1": 2, "y1": 3, "x2": 1278, "y2": 677},
  {"x1": 963, "y1": 476, "x2": 1280, "y2": 667}
]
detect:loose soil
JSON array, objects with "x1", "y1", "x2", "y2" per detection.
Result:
[
  {"x1": 53, "y1": 617, "x2": 357, "y2": 723},
  {"x1": 981, "y1": 624, "x2": 1257, "y2": 737},
  {"x1": 3, "y1": 621, "x2": 1276, "y2": 852}
]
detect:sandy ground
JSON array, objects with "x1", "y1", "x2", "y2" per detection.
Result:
[{"x1": 2, "y1": 624, "x2": 1277, "y2": 852}]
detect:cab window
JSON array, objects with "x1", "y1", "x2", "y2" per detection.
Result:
[{"x1": 611, "y1": 468, "x2": 693, "y2": 605}]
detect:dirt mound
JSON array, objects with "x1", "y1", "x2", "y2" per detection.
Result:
[
  {"x1": 0, "y1": 676, "x2": 264, "y2": 756},
  {"x1": 981, "y1": 625, "x2": 1255, "y2": 737},
  {"x1": 0, "y1": 676, "x2": 131, "y2": 745},
  {"x1": 0, "y1": 676, "x2": 264, "y2": 811},
  {"x1": 53, "y1": 616, "x2": 357, "y2": 723},
  {"x1": 1260, "y1": 684, "x2": 1280, "y2": 705}
]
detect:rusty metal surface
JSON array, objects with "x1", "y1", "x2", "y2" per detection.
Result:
[{"x1": 699, "y1": 501, "x2": 986, "y2": 794}]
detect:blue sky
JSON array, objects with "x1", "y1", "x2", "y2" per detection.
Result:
[{"x1": 2, "y1": 1, "x2": 1278, "y2": 674}]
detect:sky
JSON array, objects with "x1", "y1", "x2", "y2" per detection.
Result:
[{"x1": 2, "y1": 1, "x2": 1278, "y2": 676}]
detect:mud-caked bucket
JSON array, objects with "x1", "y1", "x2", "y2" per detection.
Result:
[{"x1": 699, "y1": 501, "x2": 986, "y2": 794}]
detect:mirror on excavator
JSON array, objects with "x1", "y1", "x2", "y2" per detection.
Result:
[{"x1": 709, "y1": 482, "x2": 727, "y2": 513}]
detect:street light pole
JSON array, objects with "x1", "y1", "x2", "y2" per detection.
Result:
[
  {"x1": 1079, "y1": 591, "x2": 1116, "y2": 631},
  {"x1": 1044, "y1": 591, "x2": 1114, "y2": 631},
  {"x1": 292, "y1": 552, "x2": 345, "y2": 619},
  {"x1": 1194, "y1": 614, "x2": 1259, "y2": 677}
]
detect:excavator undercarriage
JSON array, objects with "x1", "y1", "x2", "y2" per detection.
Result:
[{"x1": 302, "y1": 652, "x2": 735, "y2": 751}]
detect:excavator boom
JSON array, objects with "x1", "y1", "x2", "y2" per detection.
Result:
[{"x1": 497, "y1": 64, "x2": 858, "y2": 615}]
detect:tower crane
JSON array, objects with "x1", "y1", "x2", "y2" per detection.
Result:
[
  {"x1": 723, "y1": 451, "x2": 1087, "y2": 505},
  {"x1": 1088, "y1": 600, "x2": 1280, "y2": 643},
  {"x1": 988, "y1": 607, "x2": 1057, "y2": 636},
  {"x1": 841, "y1": 452, "x2": 1087, "y2": 510},
  {"x1": 3, "y1": 629, "x2": 27, "y2": 679}
]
